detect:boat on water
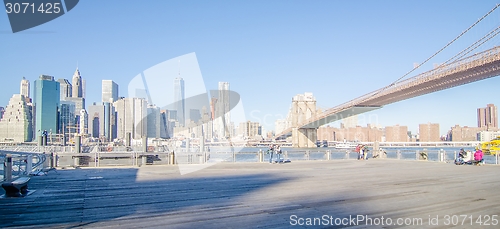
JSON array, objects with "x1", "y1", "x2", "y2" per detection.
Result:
[
  {"x1": 334, "y1": 142, "x2": 358, "y2": 149},
  {"x1": 480, "y1": 137, "x2": 500, "y2": 155}
]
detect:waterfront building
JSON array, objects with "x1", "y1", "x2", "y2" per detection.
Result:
[
  {"x1": 57, "y1": 78, "x2": 72, "y2": 100},
  {"x1": 174, "y1": 77, "x2": 185, "y2": 127},
  {"x1": 478, "y1": 131, "x2": 500, "y2": 142},
  {"x1": 114, "y1": 97, "x2": 147, "y2": 140},
  {"x1": 385, "y1": 125, "x2": 408, "y2": 142},
  {"x1": 34, "y1": 75, "x2": 60, "y2": 140},
  {"x1": 0, "y1": 94, "x2": 33, "y2": 142},
  {"x1": 238, "y1": 121, "x2": 261, "y2": 138},
  {"x1": 317, "y1": 125, "x2": 383, "y2": 142},
  {"x1": 447, "y1": 125, "x2": 487, "y2": 141},
  {"x1": 418, "y1": 123, "x2": 440, "y2": 142},
  {"x1": 102, "y1": 80, "x2": 119, "y2": 103},
  {"x1": 478, "y1": 104, "x2": 498, "y2": 129}
]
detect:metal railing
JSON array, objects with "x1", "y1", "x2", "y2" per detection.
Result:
[
  {"x1": 1, "y1": 151, "x2": 48, "y2": 181},
  {"x1": 43, "y1": 149, "x2": 500, "y2": 168}
]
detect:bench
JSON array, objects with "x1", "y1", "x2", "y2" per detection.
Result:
[{"x1": 2, "y1": 177, "x2": 30, "y2": 197}]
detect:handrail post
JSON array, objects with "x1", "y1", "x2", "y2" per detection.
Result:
[
  {"x1": 26, "y1": 154, "x2": 32, "y2": 175},
  {"x1": 4, "y1": 154, "x2": 12, "y2": 182}
]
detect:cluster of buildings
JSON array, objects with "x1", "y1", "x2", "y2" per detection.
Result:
[
  {"x1": 314, "y1": 104, "x2": 499, "y2": 143},
  {"x1": 0, "y1": 70, "x2": 264, "y2": 145}
]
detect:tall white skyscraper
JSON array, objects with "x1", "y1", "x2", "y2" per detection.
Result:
[
  {"x1": 215, "y1": 82, "x2": 231, "y2": 138},
  {"x1": 72, "y1": 68, "x2": 83, "y2": 98},
  {"x1": 174, "y1": 77, "x2": 185, "y2": 127},
  {"x1": 102, "y1": 80, "x2": 119, "y2": 103},
  {"x1": 20, "y1": 77, "x2": 30, "y2": 98}
]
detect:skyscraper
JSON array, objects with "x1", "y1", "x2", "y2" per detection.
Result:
[
  {"x1": 114, "y1": 98, "x2": 147, "y2": 140},
  {"x1": 20, "y1": 77, "x2": 30, "y2": 98},
  {"x1": 174, "y1": 77, "x2": 185, "y2": 127},
  {"x1": 57, "y1": 78, "x2": 72, "y2": 100},
  {"x1": 216, "y1": 82, "x2": 231, "y2": 138},
  {"x1": 88, "y1": 102, "x2": 105, "y2": 138},
  {"x1": 34, "y1": 75, "x2": 60, "y2": 140},
  {"x1": 58, "y1": 101, "x2": 76, "y2": 135},
  {"x1": 0, "y1": 94, "x2": 33, "y2": 142},
  {"x1": 478, "y1": 104, "x2": 498, "y2": 129},
  {"x1": 102, "y1": 80, "x2": 119, "y2": 103},
  {"x1": 147, "y1": 104, "x2": 161, "y2": 138},
  {"x1": 72, "y1": 68, "x2": 83, "y2": 98}
]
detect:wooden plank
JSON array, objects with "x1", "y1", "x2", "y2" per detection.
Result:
[{"x1": 0, "y1": 160, "x2": 499, "y2": 228}]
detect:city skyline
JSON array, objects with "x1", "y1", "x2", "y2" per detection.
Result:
[
  {"x1": 0, "y1": 72, "x2": 498, "y2": 143},
  {"x1": 1, "y1": 1, "x2": 500, "y2": 135}
]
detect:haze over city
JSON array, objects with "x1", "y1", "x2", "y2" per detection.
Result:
[{"x1": 1, "y1": 0, "x2": 500, "y2": 135}]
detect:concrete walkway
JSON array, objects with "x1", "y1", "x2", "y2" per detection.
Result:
[{"x1": 1, "y1": 160, "x2": 499, "y2": 228}]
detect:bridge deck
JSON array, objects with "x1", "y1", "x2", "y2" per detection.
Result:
[{"x1": 1, "y1": 160, "x2": 499, "y2": 228}]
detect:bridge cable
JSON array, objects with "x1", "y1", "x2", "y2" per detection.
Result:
[
  {"x1": 391, "y1": 3, "x2": 500, "y2": 85},
  {"x1": 283, "y1": 4, "x2": 500, "y2": 134},
  {"x1": 439, "y1": 25, "x2": 500, "y2": 67},
  {"x1": 355, "y1": 3, "x2": 500, "y2": 105}
]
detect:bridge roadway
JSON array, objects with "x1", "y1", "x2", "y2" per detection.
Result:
[
  {"x1": 1, "y1": 160, "x2": 499, "y2": 228},
  {"x1": 277, "y1": 46, "x2": 500, "y2": 138}
]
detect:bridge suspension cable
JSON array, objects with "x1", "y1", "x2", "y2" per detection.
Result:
[
  {"x1": 356, "y1": 3, "x2": 500, "y2": 105},
  {"x1": 439, "y1": 25, "x2": 500, "y2": 67}
]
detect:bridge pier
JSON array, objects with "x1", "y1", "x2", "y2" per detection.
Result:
[{"x1": 292, "y1": 128, "x2": 318, "y2": 148}]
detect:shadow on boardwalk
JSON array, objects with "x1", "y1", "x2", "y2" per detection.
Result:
[{"x1": 1, "y1": 160, "x2": 499, "y2": 228}]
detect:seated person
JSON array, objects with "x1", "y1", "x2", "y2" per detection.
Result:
[
  {"x1": 463, "y1": 150, "x2": 473, "y2": 164},
  {"x1": 473, "y1": 149, "x2": 484, "y2": 165},
  {"x1": 455, "y1": 149, "x2": 467, "y2": 165}
]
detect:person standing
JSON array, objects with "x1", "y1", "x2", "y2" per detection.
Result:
[
  {"x1": 359, "y1": 145, "x2": 365, "y2": 160},
  {"x1": 276, "y1": 145, "x2": 282, "y2": 163},
  {"x1": 363, "y1": 145, "x2": 369, "y2": 160},
  {"x1": 268, "y1": 145, "x2": 274, "y2": 164}
]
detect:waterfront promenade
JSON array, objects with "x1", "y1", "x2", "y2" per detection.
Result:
[{"x1": 1, "y1": 160, "x2": 499, "y2": 228}]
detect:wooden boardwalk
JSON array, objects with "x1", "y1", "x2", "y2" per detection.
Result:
[{"x1": 1, "y1": 160, "x2": 499, "y2": 228}]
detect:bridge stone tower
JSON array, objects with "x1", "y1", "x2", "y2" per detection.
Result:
[{"x1": 291, "y1": 93, "x2": 317, "y2": 148}]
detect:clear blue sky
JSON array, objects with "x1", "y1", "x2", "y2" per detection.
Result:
[{"x1": 1, "y1": 0, "x2": 500, "y2": 136}]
